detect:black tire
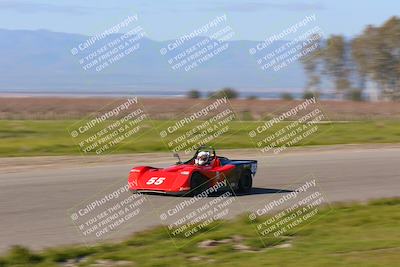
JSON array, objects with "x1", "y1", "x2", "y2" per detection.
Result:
[
  {"x1": 238, "y1": 170, "x2": 253, "y2": 193},
  {"x1": 190, "y1": 173, "x2": 209, "y2": 196}
]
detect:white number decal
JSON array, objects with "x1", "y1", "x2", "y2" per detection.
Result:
[
  {"x1": 146, "y1": 177, "x2": 166, "y2": 185},
  {"x1": 146, "y1": 177, "x2": 157, "y2": 185},
  {"x1": 154, "y1": 177, "x2": 165, "y2": 185}
]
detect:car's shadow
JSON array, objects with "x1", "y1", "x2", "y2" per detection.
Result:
[
  {"x1": 175, "y1": 187, "x2": 294, "y2": 198},
  {"x1": 140, "y1": 187, "x2": 294, "y2": 198},
  {"x1": 207, "y1": 187, "x2": 294, "y2": 197},
  {"x1": 234, "y1": 187, "x2": 294, "y2": 196}
]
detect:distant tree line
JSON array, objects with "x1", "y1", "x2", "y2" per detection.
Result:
[
  {"x1": 301, "y1": 16, "x2": 400, "y2": 101},
  {"x1": 188, "y1": 17, "x2": 399, "y2": 102},
  {"x1": 187, "y1": 88, "x2": 239, "y2": 99}
]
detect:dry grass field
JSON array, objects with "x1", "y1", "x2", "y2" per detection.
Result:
[{"x1": 0, "y1": 97, "x2": 399, "y2": 120}]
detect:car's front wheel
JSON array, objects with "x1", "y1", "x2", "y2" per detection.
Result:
[
  {"x1": 190, "y1": 173, "x2": 209, "y2": 196},
  {"x1": 238, "y1": 170, "x2": 253, "y2": 193}
]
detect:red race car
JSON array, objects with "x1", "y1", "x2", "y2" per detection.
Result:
[{"x1": 128, "y1": 146, "x2": 257, "y2": 196}]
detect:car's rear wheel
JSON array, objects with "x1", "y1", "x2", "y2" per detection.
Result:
[
  {"x1": 190, "y1": 173, "x2": 209, "y2": 196},
  {"x1": 238, "y1": 170, "x2": 253, "y2": 193}
]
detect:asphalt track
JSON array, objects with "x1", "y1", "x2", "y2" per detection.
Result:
[{"x1": 0, "y1": 145, "x2": 399, "y2": 252}]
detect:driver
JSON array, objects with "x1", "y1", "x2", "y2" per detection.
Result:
[{"x1": 195, "y1": 151, "x2": 211, "y2": 166}]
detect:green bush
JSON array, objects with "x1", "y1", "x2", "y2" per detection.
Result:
[
  {"x1": 186, "y1": 89, "x2": 201, "y2": 99},
  {"x1": 346, "y1": 89, "x2": 364, "y2": 101},
  {"x1": 3, "y1": 246, "x2": 43, "y2": 265},
  {"x1": 209, "y1": 88, "x2": 238, "y2": 99},
  {"x1": 303, "y1": 90, "x2": 320, "y2": 100},
  {"x1": 281, "y1": 92, "x2": 294, "y2": 100}
]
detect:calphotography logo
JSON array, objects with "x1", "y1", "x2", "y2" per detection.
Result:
[
  {"x1": 70, "y1": 14, "x2": 146, "y2": 72},
  {"x1": 249, "y1": 14, "x2": 325, "y2": 72},
  {"x1": 248, "y1": 175, "x2": 332, "y2": 247},
  {"x1": 159, "y1": 14, "x2": 236, "y2": 72},
  {"x1": 67, "y1": 97, "x2": 152, "y2": 155},
  {"x1": 148, "y1": 179, "x2": 240, "y2": 247},
  {"x1": 248, "y1": 97, "x2": 332, "y2": 154},
  {"x1": 68, "y1": 180, "x2": 149, "y2": 242},
  {"x1": 157, "y1": 95, "x2": 239, "y2": 155}
]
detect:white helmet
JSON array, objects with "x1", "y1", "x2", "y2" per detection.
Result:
[{"x1": 195, "y1": 151, "x2": 210, "y2": 166}]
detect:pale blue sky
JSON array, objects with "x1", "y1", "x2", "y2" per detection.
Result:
[{"x1": 0, "y1": 0, "x2": 398, "y2": 40}]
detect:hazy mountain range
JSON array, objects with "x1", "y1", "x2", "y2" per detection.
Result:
[{"x1": 0, "y1": 29, "x2": 307, "y2": 96}]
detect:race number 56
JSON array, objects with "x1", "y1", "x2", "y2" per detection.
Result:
[{"x1": 146, "y1": 177, "x2": 166, "y2": 185}]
